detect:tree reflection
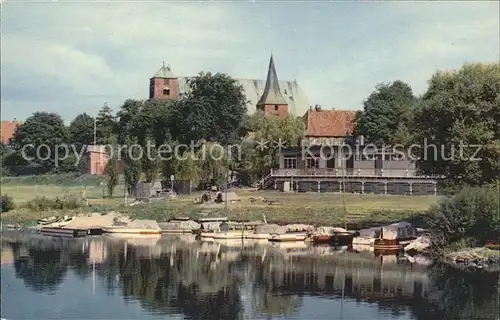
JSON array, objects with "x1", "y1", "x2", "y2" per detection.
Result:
[
  {"x1": 4, "y1": 237, "x2": 499, "y2": 320},
  {"x1": 12, "y1": 244, "x2": 68, "y2": 293}
]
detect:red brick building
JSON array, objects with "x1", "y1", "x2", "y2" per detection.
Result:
[
  {"x1": 149, "y1": 55, "x2": 308, "y2": 117},
  {"x1": 1, "y1": 120, "x2": 22, "y2": 144}
]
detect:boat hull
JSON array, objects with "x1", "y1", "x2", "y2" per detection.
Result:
[
  {"x1": 352, "y1": 236, "x2": 376, "y2": 246},
  {"x1": 373, "y1": 238, "x2": 415, "y2": 251},
  {"x1": 268, "y1": 233, "x2": 307, "y2": 242},
  {"x1": 246, "y1": 233, "x2": 271, "y2": 240},
  {"x1": 312, "y1": 234, "x2": 354, "y2": 245},
  {"x1": 103, "y1": 228, "x2": 161, "y2": 235}
]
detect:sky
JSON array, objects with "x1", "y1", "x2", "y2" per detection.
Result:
[{"x1": 1, "y1": 0, "x2": 499, "y2": 122}]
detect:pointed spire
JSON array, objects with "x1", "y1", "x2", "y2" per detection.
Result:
[
  {"x1": 153, "y1": 61, "x2": 174, "y2": 78},
  {"x1": 257, "y1": 55, "x2": 287, "y2": 106}
]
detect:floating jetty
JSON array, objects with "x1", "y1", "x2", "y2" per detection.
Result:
[
  {"x1": 40, "y1": 227, "x2": 88, "y2": 238},
  {"x1": 102, "y1": 227, "x2": 161, "y2": 235}
]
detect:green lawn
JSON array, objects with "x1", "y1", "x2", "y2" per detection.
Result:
[{"x1": 1, "y1": 174, "x2": 442, "y2": 227}]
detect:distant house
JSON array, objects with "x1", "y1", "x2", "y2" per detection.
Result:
[{"x1": 1, "y1": 120, "x2": 22, "y2": 144}]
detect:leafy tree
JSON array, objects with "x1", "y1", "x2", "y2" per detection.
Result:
[
  {"x1": 96, "y1": 103, "x2": 116, "y2": 145},
  {"x1": 426, "y1": 183, "x2": 500, "y2": 251},
  {"x1": 169, "y1": 72, "x2": 248, "y2": 145},
  {"x1": 1, "y1": 194, "x2": 15, "y2": 212},
  {"x1": 105, "y1": 139, "x2": 119, "y2": 197},
  {"x1": 173, "y1": 151, "x2": 202, "y2": 185},
  {"x1": 116, "y1": 99, "x2": 144, "y2": 145},
  {"x1": 197, "y1": 141, "x2": 231, "y2": 189},
  {"x1": 11, "y1": 112, "x2": 68, "y2": 172},
  {"x1": 355, "y1": 80, "x2": 417, "y2": 145},
  {"x1": 122, "y1": 135, "x2": 142, "y2": 196},
  {"x1": 413, "y1": 63, "x2": 500, "y2": 186},
  {"x1": 236, "y1": 111, "x2": 305, "y2": 183},
  {"x1": 68, "y1": 113, "x2": 95, "y2": 148}
]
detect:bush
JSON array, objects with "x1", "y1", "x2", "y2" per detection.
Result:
[
  {"x1": 426, "y1": 184, "x2": 500, "y2": 250},
  {"x1": 24, "y1": 196, "x2": 82, "y2": 211},
  {"x1": 0, "y1": 194, "x2": 15, "y2": 212}
]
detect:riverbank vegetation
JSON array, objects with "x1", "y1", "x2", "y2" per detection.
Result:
[{"x1": 426, "y1": 183, "x2": 500, "y2": 252}]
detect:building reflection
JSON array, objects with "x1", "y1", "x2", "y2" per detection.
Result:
[{"x1": 2, "y1": 234, "x2": 498, "y2": 320}]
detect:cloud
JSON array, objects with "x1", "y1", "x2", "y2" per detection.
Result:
[
  {"x1": 1, "y1": 1, "x2": 498, "y2": 121},
  {"x1": 1, "y1": 2, "x2": 247, "y2": 120},
  {"x1": 298, "y1": 1, "x2": 499, "y2": 109}
]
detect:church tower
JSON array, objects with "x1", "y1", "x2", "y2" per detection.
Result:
[
  {"x1": 257, "y1": 55, "x2": 288, "y2": 117},
  {"x1": 149, "y1": 62, "x2": 179, "y2": 100}
]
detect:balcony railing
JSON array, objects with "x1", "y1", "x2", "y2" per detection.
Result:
[{"x1": 271, "y1": 168, "x2": 424, "y2": 178}]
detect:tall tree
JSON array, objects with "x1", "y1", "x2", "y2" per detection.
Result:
[
  {"x1": 96, "y1": 103, "x2": 116, "y2": 145},
  {"x1": 105, "y1": 138, "x2": 119, "y2": 197},
  {"x1": 169, "y1": 72, "x2": 248, "y2": 145},
  {"x1": 236, "y1": 111, "x2": 305, "y2": 183},
  {"x1": 11, "y1": 112, "x2": 68, "y2": 172},
  {"x1": 413, "y1": 62, "x2": 500, "y2": 186},
  {"x1": 68, "y1": 113, "x2": 95, "y2": 148},
  {"x1": 355, "y1": 80, "x2": 417, "y2": 145}
]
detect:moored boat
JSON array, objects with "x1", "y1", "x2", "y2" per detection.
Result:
[
  {"x1": 311, "y1": 226, "x2": 354, "y2": 245},
  {"x1": 268, "y1": 232, "x2": 308, "y2": 242},
  {"x1": 245, "y1": 223, "x2": 280, "y2": 240},
  {"x1": 373, "y1": 222, "x2": 417, "y2": 251}
]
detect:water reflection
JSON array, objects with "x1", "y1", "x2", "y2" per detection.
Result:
[{"x1": 1, "y1": 231, "x2": 498, "y2": 320}]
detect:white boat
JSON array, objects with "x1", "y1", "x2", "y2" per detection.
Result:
[
  {"x1": 268, "y1": 232, "x2": 308, "y2": 242},
  {"x1": 211, "y1": 231, "x2": 247, "y2": 240},
  {"x1": 245, "y1": 232, "x2": 271, "y2": 240},
  {"x1": 352, "y1": 236, "x2": 376, "y2": 246}
]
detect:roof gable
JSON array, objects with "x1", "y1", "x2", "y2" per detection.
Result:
[{"x1": 304, "y1": 109, "x2": 356, "y2": 137}]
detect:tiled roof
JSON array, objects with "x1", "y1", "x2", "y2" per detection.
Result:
[
  {"x1": 1, "y1": 120, "x2": 22, "y2": 144},
  {"x1": 303, "y1": 108, "x2": 356, "y2": 137}
]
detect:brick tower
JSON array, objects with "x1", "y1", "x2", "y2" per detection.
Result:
[
  {"x1": 256, "y1": 55, "x2": 288, "y2": 117},
  {"x1": 149, "y1": 62, "x2": 179, "y2": 100}
]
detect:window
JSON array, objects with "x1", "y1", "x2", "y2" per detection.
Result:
[
  {"x1": 284, "y1": 157, "x2": 297, "y2": 169},
  {"x1": 163, "y1": 88, "x2": 170, "y2": 95},
  {"x1": 306, "y1": 157, "x2": 319, "y2": 168},
  {"x1": 284, "y1": 89, "x2": 288, "y2": 95},
  {"x1": 274, "y1": 105, "x2": 279, "y2": 111}
]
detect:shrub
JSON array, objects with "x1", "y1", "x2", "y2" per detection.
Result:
[
  {"x1": 0, "y1": 194, "x2": 15, "y2": 212},
  {"x1": 24, "y1": 196, "x2": 82, "y2": 211},
  {"x1": 426, "y1": 184, "x2": 500, "y2": 250}
]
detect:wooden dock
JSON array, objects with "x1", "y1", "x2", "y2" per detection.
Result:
[{"x1": 40, "y1": 227, "x2": 104, "y2": 238}]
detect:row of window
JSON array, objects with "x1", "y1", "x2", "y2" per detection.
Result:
[
  {"x1": 284, "y1": 157, "x2": 319, "y2": 169},
  {"x1": 283, "y1": 154, "x2": 406, "y2": 169}
]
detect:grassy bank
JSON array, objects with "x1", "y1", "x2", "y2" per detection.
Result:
[{"x1": 1, "y1": 175, "x2": 441, "y2": 228}]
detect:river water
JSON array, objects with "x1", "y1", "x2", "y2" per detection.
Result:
[{"x1": 1, "y1": 231, "x2": 498, "y2": 320}]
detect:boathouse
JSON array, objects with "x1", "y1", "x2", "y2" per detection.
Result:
[{"x1": 259, "y1": 106, "x2": 442, "y2": 195}]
